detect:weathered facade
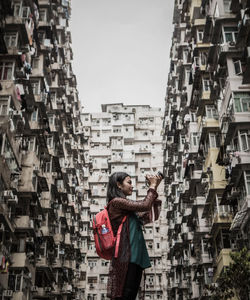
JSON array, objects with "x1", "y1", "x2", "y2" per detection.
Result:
[
  {"x1": 81, "y1": 103, "x2": 167, "y2": 300},
  {"x1": 163, "y1": 0, "x2": 250, "y2": 299},
  {"x1": 0, "y1": 0, "x2": 88, "y2": 299}
]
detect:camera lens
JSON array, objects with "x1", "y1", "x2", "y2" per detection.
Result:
[{"x1": 157, "y1": 171, "x2": 164, "y2": 178}]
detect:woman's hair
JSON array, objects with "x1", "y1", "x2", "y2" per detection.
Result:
[{"x1": 107, "y1": 172, "x2": 130, "y2": 202}]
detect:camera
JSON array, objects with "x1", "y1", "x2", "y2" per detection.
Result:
[
  {"x1": 157, "y1": 171, "x2": 164, "y2": 178},
  {"x1": 145, "y1": 171, "x2": 164, "y2": 186}
]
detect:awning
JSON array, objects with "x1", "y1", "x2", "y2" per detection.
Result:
[{"x1": 230, "y1": 209, "x2": 248, "y2": 231}]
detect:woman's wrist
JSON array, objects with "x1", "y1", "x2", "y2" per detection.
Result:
[{"x1": 149, "y1": 184, "x2": 157, "y2": 190}]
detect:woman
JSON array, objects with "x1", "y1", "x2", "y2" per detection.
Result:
[{"x1": 106, "y1": 172, "x2": 162, "y2": 300}]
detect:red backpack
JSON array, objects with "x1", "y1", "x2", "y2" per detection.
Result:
[{"x1": 93, "y1": 205, "x2": 127, "y2": 260}]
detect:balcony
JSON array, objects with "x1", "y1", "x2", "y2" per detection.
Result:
[
  {"x1": 190, "y1": 169, "x2": 202, "y2": 182},
  {"x1": 199, "y1": 117, "x2": 220, "y2": 141},
  {"x1": 14, "y1": 216, "x2": 35, "y2": 231},
  {"x1": 65, "y1": 233, "x2": 71, "y2": 245},
  {"x1": 37, "y1": 256, "x2": 49, "y2": 268},
  {"x1": 210, "y1": 212, "x2": 233, "y2": 234},
  {"x1": 200, "y1": 253, "x2": 212, "y2": 264},
  {"x1": 77, "y1": 280, "x2": 86, "y2": 289},
  {"x1": 214, "y1": 249, "x2": 232, "y2": 280},
  {"x1": 54, "y1": 233, "x2": 64, "y2": 244},
  {"x1": 52, "y1": 258, "x2": 62, "y2": 269},
  {"x1": 11, "y1": 253, "x2": 32, "y2": 270},
  {"x1": 225, "y1": 111, "x2": 250, "y2": 145},
  {"x1": 12, "y1": 291, "x2": 28, "y2": 300},
  {"x1": 51, "y1": 284, "x2": 61, "y2": 295},
  {"x1": 230, "y1": 195, "x2": 250, "y2": 231},
  {"x1": 193, "y1": 196, "x2": 206, "y2": 206}
]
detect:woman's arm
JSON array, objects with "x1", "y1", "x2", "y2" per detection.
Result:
[
  {"x1": 137, "y1": 199, "x2": 162, "y2": 224},
  {"x1": 111, "y1": 188, "x2": 158, "y2": 212}
]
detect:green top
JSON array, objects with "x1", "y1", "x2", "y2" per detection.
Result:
[{"x1": 129, "y1": 213, "x2": 151, "y2": 269}]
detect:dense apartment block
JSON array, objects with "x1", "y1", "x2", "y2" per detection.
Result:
[
  {"x1": 163, "y1": 0, "x2": 250, "y2": 299},
  {"x1": 0, "y1": 1, "x2": 89, "y2": 300},
  {"x1": 81, "y1": 103, "x2": 167, "y2": 300}
]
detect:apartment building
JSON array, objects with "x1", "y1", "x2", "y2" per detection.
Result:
[
  {"x1": 163, "y1": 0, "x2": 250, "y2": 299},
  {"x1": 81, "y1": 103, "x2": 167, "y2": 300},
  {"x1": 0, "y1": 1, "x2": 89, "y2": 300}
]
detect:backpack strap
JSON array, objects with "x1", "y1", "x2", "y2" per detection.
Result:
[
  {"x1": 93, "y1": 215, "x2": 103, "y2": 252},
  {"x1": 114, "y1": 215, "x2": 127, "y2": 258}
]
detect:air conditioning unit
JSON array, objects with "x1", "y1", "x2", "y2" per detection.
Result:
[
  {"x1": 231, "y1": 187, "x2": 239, "y2": 194},
  {"x1": 3, "y1": 290, "x2": 13, "y2": 297},
  {"x1": 31, "y1": 286, "x2": 38, "y2": 292},
  {"x1": 7, "y1": 195, "x2": 18, "y2": 204},
  {"x1": 3, "y1": 190, "x2": 14, "y2": 199},
  {"x1": 37, "y1": 215, "x2": 43, "y2": 221},
  {"x1": 45, "y1": 287, "x2": 51, "y2": 292},
  {"x1": 220, "y1": 212, "x2": 228, "y2": 218},
  {"x1": 34, "y1": 166, "x2": 40, "y2": 172}
]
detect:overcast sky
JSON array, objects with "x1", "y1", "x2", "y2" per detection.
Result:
[{"x1": 70, "y1": 0, "x2": 174, "y2": 113}]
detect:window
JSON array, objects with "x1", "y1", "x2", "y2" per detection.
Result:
[
  {"x1": 223, "y1": 26, "x2": 238, "y2": 43},
  {"x1": 194, "y1": 56, "x2": 200, "y2": 67},
  {"x1": 233, "y1": 60, "x2": 242, "y2": 75},
  {"x1": 191, "y1": 133, "x2": 199, "y2": 147},
  {"x1": 101, "y1": 260, "x2": 109, "y2": 267},
  {"x1": 0, "y1": 96, "x2": 9, "y2": 115},
  {"x1": 2, "y1": 138, "x2": 18, "y2": 171},
  {"x1": 22, "y1": 6, "x2": 30, "y2": 18},
  {"x1": 197, "y1": 29, "x2": 204, "y2": 42},
  {"x1": 37, "y1": 31, "x2": 45, "y2": 43},
  {"x1": 206, "y1": 105, "x2": 218, "y2": 119},
  {"x1": 8, "y1": 271, "x2": 22, "y2": 291},
  {"x1": 31, "y1": 81, "x2": 40, "y2": 94},
  {"x1": 39, "y1": 9, "x2": 47, "y2": 22},
  {"x1": 233, "y1": 93, "x2": 250, "y2": 112},
  {"x1": 183, "y1": 49, "x2": 189, "y2": 62},
  {"x1": 245, "y1": 171, "x2": 250, "y2": 195},
  {"x1": 100, "y1": 275, "x2": 107, "y2": 284},
  {"x1": 14, "y1": 3, "x2": 22, "y2": 17},
  {"x1": 47, "y1": 136, "x2": 54, "y2": 148},
  {"x1": 4, "y1": 32, "x2": 18, "y2": 47},
  {"x1": 88, "y1": 260, "x2": 97, "y2": 268},
  {"x1": 223, "y1": 0, "x2": 232, "y2": 12},
  {"x1": 32, "y1": 58, "x2": 39, "y2": 69},
  {"x1": 185, "y1": 69, "x2": 191, "y2": 83},
  {"x1": 200, "y1": 52, "x2": 207, "y2": 66},
  {"x1": 191, "y1": 112, "x2": 197, "y2": 122},
  {"x1": 0, "y1": 62, "x2": 14, "y2": 80},
  {"x1": 14, "y1": 2, "x2": 31, "y2": 18},
  {"x1": 32, "y1": 174, "x2": 37, "y2": 190},
  {"x1": 203, "y1": 79, "x2": 210, "y2": 91},
  {"x1": 31, "y1": 109, "x2": 38, "y2": 122},
  {"x1": 209, "y1": 133, "x2": 220, "y2": 148},
  {"x1": 239, "y1": 130, "x2": 250, "y2": 151}
]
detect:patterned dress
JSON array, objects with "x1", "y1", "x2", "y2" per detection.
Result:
[{"x1": 107, "y1": 189, "x2": 159, "y2": 299}]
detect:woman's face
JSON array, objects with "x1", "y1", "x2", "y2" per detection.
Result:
[{"x1": 118, "y1": 176, "x2": 133, "y2": 196}]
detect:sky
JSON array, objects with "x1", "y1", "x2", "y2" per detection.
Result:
[{"x1": 70, "y1": 0, "x2": 174, "y2": 113}]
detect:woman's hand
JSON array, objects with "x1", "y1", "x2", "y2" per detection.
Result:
[{"x1": 145, "y1": 174, "x2": 162, "y2": 190}]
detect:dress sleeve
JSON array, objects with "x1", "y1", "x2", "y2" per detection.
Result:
[
  {"x1": 111, "y1": 188, "x2": 158, "y2": 212},
  {"x1": 137, "y1": 199, "x2": 162, "y2": 225}
]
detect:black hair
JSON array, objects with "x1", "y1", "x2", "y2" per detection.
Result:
[{"x1": 107, "y1": 172, "x2": 130, "y2": 203}]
